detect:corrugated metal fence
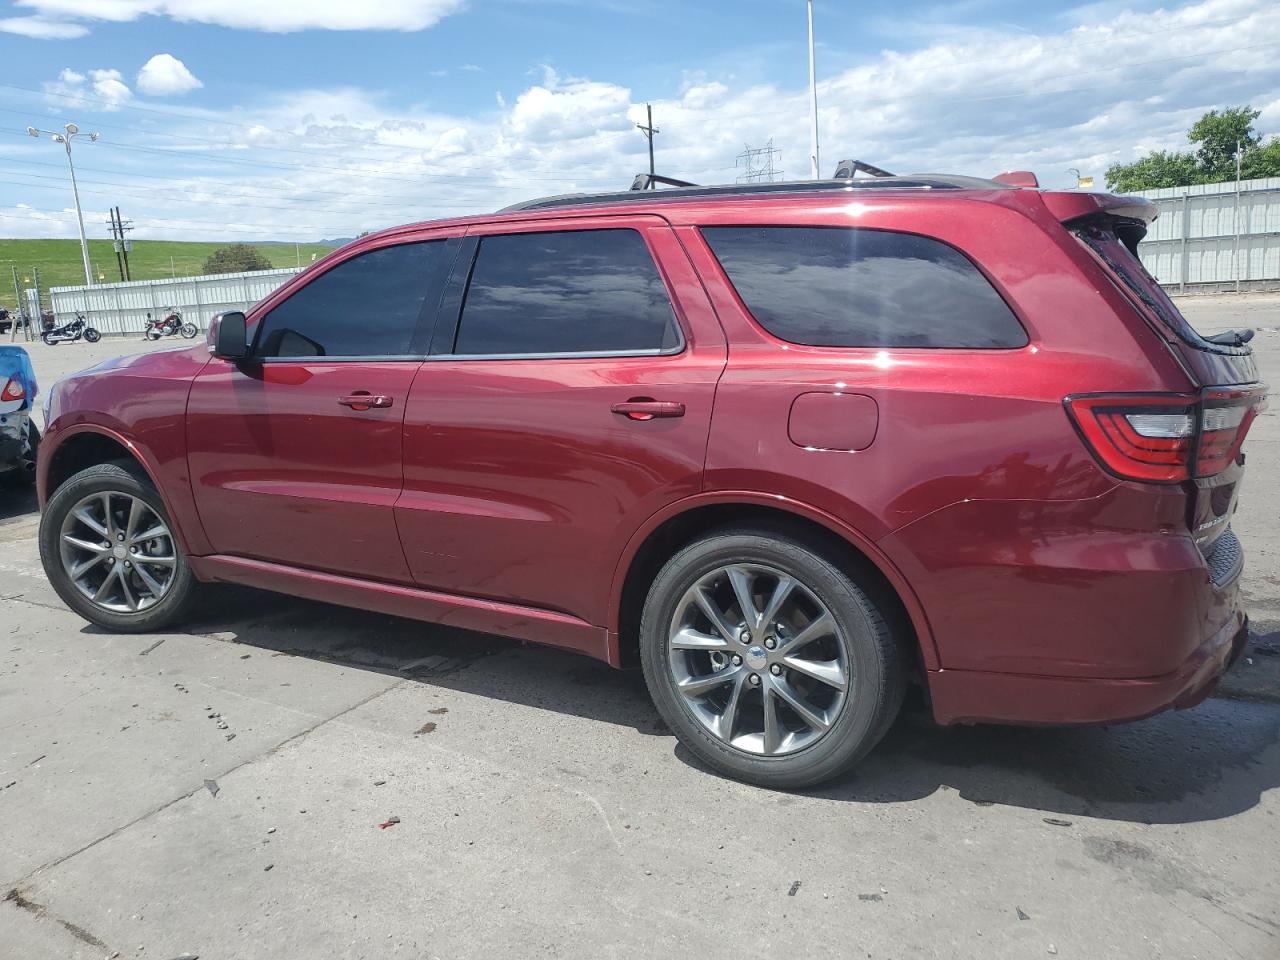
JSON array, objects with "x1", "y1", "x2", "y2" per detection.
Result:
[
  {"x1": 1136, "y1": 176, "x2": 1280, "y2": 292},
  {"x1": 44, "y1": 267, "x2": 302, "y2": 336}
]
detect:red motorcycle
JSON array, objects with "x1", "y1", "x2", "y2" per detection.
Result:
[{"x1": 144, "y1": 308, "x2": 198, "y2": 341}]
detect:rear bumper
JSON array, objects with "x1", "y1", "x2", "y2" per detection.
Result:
[
  {"x1": 928, "y1": 609, "x2": 1249, "y2": 726},
  {"x1": 0, "y1": 409, "x2": 29, "y2": 469}
]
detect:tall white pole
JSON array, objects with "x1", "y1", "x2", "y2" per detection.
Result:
[
  {"x1": 63, "y1": 137, "x2": 93, "y2": 287},
  {"x1": 1234, "y1": 139, "x2": 1242, "y2": 294},
  {"x1": 808, "y1": 0, "x2": 820, "y2": 179}
]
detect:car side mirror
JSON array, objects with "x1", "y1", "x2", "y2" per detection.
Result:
[{"x1": 209, "y1": 310, "x2": 249, "y2": 361}]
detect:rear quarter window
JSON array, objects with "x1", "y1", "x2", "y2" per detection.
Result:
[{"x1": 701, "y1": 225, "x2": 1027, "y2": 349}]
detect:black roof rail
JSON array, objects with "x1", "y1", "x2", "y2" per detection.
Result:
[
  {"x1": 833, "y1": 159, "x2": 895, "y2": 179},
  {"x1": 498, "y1": 173, "x2": 1014, "y2": 214},
  {"x1": 630, "y1": 173, "x2": 699, "y2": 191}
]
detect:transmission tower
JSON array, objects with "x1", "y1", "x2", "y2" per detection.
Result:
[{"x1": 735, "y1": 140, "x2": 783, "y2": 183}]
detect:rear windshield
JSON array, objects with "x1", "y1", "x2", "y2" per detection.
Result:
[
  {"x1": 1072, "y1": 220, "x2": 1226, "y2": 349},
  {"x1": 701, "y1": 225, "x2": 1028, "y2": 349}
]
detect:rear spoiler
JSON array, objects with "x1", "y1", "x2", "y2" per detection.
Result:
[{"x1": 1041, "y1": 192, "x2": 1158, "y2": 225}]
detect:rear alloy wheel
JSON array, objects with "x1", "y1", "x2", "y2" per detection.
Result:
[
  {"x1": 40, "y1": 461, "x2": 198, "y2": 632},
  {"x1": 641, "y1": 529, "x2": 905, "y2": 788}
]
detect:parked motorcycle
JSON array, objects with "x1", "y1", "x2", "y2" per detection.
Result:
[
  {"x1": 41, "y1": 313, "x2": 101, "y2": 346},
  {"x1": 144, "y1": 308, "x2": 198, "y2": 341}
]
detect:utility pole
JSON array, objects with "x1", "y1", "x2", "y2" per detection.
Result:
[
  {"x1": 636, "y1": 104, "x2": 659, "y2": 188},
  {"x1": 27, "y1": 123, "x2": 99, "y2": 286},
  {"x1": 807, "y1": 0, "x2": 821, "y2": 179},
  {"x1": 115, "y1": 206, "x2": 132, "y2": 281},
  {"x1": 107, "y1": 208, "x2": 133, "y2": 282},
  {"x1": 109, "y1": 211, "x2": 124, "y2": 281}
]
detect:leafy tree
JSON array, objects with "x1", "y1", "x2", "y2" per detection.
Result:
[
  {"x1": 1188, "y1": 107, "x2": 1260, "y2": 177},
  {"x1": 1104, "y1": 105, "x2": 1277, "y2": 191},
  {"x1": 202, "y1": 243, "x2": 273, "y2": 275},
  {"x1": 1241, "y1": 137, "x2": 1280, "y2": 180},
  {"x1": 1104, "y1": 149, "x2": 1198, "y2": 193}
]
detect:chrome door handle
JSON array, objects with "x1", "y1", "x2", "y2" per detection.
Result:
[{"x1": 339, "y1": 393, "x2": 394, "y2": 410}]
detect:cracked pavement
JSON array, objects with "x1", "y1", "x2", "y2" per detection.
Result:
[{"x1": 2, "y1": 296, "x2": 1279, "y2": 959}]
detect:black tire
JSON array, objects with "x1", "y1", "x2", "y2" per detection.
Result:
[
  {"x1": 144, "y1": 328, "x2": 160, "y2": 341},
  {"x1": 83, "y1": 327, "x2": 101, "y2": 343},
  {"x1": 39, "y1": 460, "x2": 198, "y2": 632},
  {"x1": 179, "y1": 323, "x2": 198, "y2": 339},
  {"x1": 640, "y1": 528, "x2": 905, "y2": 789},
  {"x1": 41, "y1": 332, "x2": 56, "y2": 346}
]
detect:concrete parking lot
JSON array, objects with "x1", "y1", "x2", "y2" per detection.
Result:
[{"x1": 2, "y1": 298, "x2": 1278, "y2": 960}]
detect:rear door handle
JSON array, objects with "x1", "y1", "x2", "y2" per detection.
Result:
[
  {"x1": 339, "y1": 392, "x2": 394, "y2": 410},
  {"x1": 611, "y1": 400, "x2": 686, "y2": 421}
]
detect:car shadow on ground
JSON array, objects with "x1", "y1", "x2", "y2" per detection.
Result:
[
  {"x1": 132, "y1": 584, "x2": 1280, "y2": 828},
  {"x1": 0, "y1": 485, "x2": 38, "y2": 522}
]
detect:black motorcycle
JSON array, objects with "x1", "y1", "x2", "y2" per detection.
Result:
[
  {"x1": 143, "y1": 307, "x2": 198, "y2": 341},
  {"x1": 42, "y1": 313, "x2": 101, "y2": 346}
]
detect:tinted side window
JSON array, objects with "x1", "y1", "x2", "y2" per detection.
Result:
[
  {"x1": 701, "y1": 226, "x2": 1027, "y2": 348},
  {"x1": 256, "y1": 241, "x2": 451, "y2": 358},
  {"x1": 454, "y1": 229, "x2": 680, "y2": 355}
]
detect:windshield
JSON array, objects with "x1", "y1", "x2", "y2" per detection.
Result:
[{"x1": 1073, "y1": 219, "x2": 1249, "y2": 354}]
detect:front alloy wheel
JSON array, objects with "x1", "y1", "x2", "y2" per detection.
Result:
[
  {"x1": 40, "y1": 461, "x2": 198, "y2": 632},
  {"x1": 58, "y1": 491, "x2": 177, "y2": 612}
]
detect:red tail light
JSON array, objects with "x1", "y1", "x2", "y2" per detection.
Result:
[
  {"x1": 1, "y1": 378, "x2": 24, "y2": 402},
  {"x1": 1066, "y1": 386, "x2": 1266, "y2": 483}
]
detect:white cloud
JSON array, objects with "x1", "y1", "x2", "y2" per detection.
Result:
[
  {"x1": 89, "y1": 68, "x2": 132, "y2": 108},
  {"x1": 136, "y1": 53, "x2": 202, "y2": 96},
  {"x1": 43, "y1": 65, "x2": 133, "y2": 109},
  {"x1": 7, "y1": 0, "x2": 1279, "y2": 243},
  {"x1": 14, "y1": 0, "x2": 465, "y2": 33},
  {"x1": 0, "y1": 15, "x2": 87, "y2": 37}
]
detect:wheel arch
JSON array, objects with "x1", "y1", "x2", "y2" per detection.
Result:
[
  {"x1": 608, "y1": 493, "x2": 937, "y2": 673},
  {"x1": 39, "y1": 425, "x2": 198, "y2": 555}
]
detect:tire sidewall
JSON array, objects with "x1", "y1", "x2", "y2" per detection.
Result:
[
  {"x1": 39, "y1": 463, "x2": 195, "y2": 632},
  {"x1": 640, "y1": 532, "x2": 897, "y2": 788}
]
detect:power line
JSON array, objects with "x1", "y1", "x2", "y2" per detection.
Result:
[
  {"x1": 0, "y1": 154, "x2": 512, "y2": 207},
  {"x1": 0, "y1": 170, "x2": 495, "y2": 214},
  {"x1": 0, "y1": 206, "x2": 373, "y2": 237}
]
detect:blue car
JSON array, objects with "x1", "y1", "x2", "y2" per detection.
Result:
[{"x1": 0, "y1": 345, "x2": 38, "y2": 486}]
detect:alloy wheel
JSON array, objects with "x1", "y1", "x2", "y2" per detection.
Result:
[
  {"x1": 667, "y1": 562, "x2": 851, "y2": 756},
  {"x1": 58, "y1": 491, "x2": 177, "y2": 613}
]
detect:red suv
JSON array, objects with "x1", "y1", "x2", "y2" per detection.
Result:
[{"x1": 36, "y1": 174, "x2": 1264, "y2": 788}]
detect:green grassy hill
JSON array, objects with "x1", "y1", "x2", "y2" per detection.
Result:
[{"x1": 0, "y1": 238, "x2": 339, "y2": 302}]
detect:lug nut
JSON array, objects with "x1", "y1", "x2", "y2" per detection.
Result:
[
  {"x1": 748, "y1": 674, "x2": 761, "y2": 687},
  {"x1": 117, "y1": 534, "x2": 125, "y2": 541},
  {"x1": 124, "y1": 561, "x2": 132, "y2": 568},
  {"x1": 770, "y1": 664, "x2": 782, "y2": 676},
  {"x1": 764, "y1": 636, "x2": 777, "y2": 649},
  {"x1": 738, "y1": 628, "x2": 751, "y2": 645},
  {"x1": 731, "y1": 655, "x2": 743, "y2": 666}
]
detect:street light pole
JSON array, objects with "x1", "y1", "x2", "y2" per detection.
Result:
[
  {"x1": 28, "y1": 122, "x2": 100, "y2": 287},
  {"x1": 807, "y1": 0, "x2": 820, "y2": 180}
]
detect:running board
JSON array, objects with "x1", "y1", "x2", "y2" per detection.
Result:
[{"x1": 188, "y1": 555, "x2": 609, "y2": 660}]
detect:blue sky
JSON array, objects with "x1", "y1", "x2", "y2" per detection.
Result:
[{"x1": 1, "y1": 0, "x2": 1277, "y2": 241}]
